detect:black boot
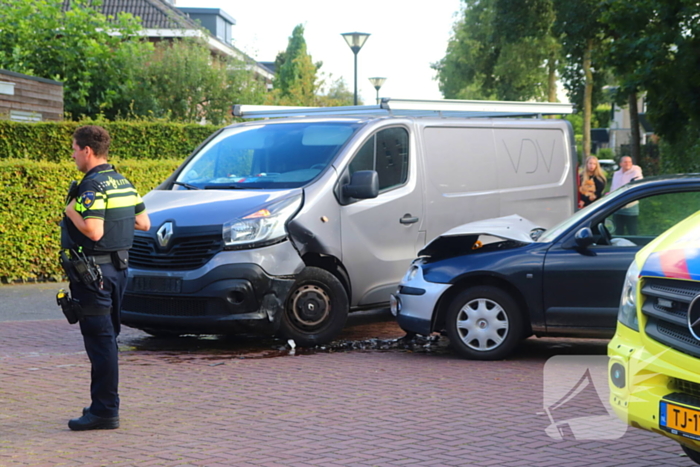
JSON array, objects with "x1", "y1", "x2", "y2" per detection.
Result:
[{"x1": 68, "y1": 412, "x2": 119, "y2": 431}]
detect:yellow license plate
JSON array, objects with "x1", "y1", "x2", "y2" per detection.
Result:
[{"x1": 660, "y1": 401, "x2": 700, "y2": 440}]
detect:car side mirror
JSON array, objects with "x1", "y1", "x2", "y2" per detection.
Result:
[
  {"x1": 343, "y1": 170, "x2": 378, "y2": 199},
  {"x1": 574, "y1": 227, "x2": 595, "y2": 248}
]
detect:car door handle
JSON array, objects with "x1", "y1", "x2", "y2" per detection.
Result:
[{"x1": 400, "y1": 214, "x2": 419, "y2": 225}]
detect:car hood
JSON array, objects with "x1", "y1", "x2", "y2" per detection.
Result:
[
  {"x1": 418, "y1": 215, "x2": 542, "y2": 259},
  {"x1": 143, "y1": 188, "x2": 301, "y2": 227}
]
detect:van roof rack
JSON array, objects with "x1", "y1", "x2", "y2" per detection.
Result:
[{"x1": 232, "y1": 98, "x2": 574, "y2": 120}]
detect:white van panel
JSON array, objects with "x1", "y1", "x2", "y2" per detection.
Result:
[
  {"x1": 422, "y1": 126, "x2": 500, "y2": 243},
  {"x1": 493, "y1": 127, "x2": 574, "y2": 228}
]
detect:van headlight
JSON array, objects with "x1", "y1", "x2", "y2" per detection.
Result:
[
  {"x1": 617, "y1": 260, "x2": 640, "y2": 331},
  {"x1": 223, "y1": 194, "x2": 302, "y2": 249}
]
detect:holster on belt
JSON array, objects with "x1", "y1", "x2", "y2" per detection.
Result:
[{"x1": 56, "y1": 289, "x2": 81, "y2": 324}]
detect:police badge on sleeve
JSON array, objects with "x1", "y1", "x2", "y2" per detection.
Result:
[{"x1": 80, "y1": 191, "x2": 96, "y2": 209}]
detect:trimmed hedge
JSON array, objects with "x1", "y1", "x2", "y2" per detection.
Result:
[
  {"x1": 0, "y1": 158, "x2": 182, "y2": 282},
  {"x1": 0, "y1": 120, "x2": 220, "y2": 161}
]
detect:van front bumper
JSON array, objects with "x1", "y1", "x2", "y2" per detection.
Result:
[
  {"x1": 122, "y1": 263, "x2": 295, "y2": 335},
  {"x1": 608, "y1": 323, "x2": 700, "y2": 451},
  {"x1": 121, "y1": 241, "x2": 304, "y2": 336}
]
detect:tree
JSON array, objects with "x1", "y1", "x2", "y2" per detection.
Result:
[
  {"x1": 600, "y1": 0, "x2": 700, "y2": 172},
  {"x1": 270, "y1": 24, "x2": 320, "y2": 106},
  {"x1": 494, "y1": 0, "x2": 560, "y2": 102},
  {"x1": 316, "y1": 77, "x2": 355, "y2": 106},
  {"x1": 125, "y1": 39, "x2": 267, "y2": 124},
  {"x1": 434, "y1": 0, "x2": 555, "y2": 101},
  {"x1": 0, "y1": 0, "x2": 151, "y2": 119},
  {"x1": 552, "y1": 0, "x2": 609, "y2": 158}
]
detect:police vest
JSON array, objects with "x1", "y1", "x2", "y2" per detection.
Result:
[{"x1": 64, "y1": 164, "x2": 146, "y2": 254}]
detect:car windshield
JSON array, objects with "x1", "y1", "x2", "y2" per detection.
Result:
[
  {"x1": 175, "y1": 122, "x2": 361, "y2": 189},
  {"x1": 536, "y1": 183, "x2": 636, "y2": 243}
]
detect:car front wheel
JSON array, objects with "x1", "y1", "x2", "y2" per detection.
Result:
[
  {"x1": 280, "y1": 266, "x2": 349, "y2": 347},
  {"x1": 445, "y1": 285, "x2": 523, "y2": 360}
]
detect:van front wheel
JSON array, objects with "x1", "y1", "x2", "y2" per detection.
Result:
[{"x1": 280, "y1": 267, "x2": 349, "y2": 346}]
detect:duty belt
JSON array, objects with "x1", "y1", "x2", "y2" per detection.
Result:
[{"x1": 88, "y1": 254, "x2": 113, "y2": 265}]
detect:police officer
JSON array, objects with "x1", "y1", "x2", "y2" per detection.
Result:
[{"x1": 62, "y1": 125, "x2": 150, "y2": 431}]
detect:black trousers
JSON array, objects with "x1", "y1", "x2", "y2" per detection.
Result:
[{"x1": 70, "y1": 262, "x2": 127, "y2": 418}]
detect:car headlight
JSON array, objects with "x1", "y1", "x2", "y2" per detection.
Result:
[
  {"x1": 223, "y1": 194, "x2": 302, "y2": 249},
  {"x1": 617, "y1": 260, "x2": 640, "y2": 331},
  {"x1": 405, "y1": 264, "x2": 420, "y2": 282}
]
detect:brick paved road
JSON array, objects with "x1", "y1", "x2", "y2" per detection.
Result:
[{"x1": 0, "y1": 317, "x2": 695, "y2": 467}]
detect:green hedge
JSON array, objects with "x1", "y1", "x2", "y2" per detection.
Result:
[
  {"x1": 0, "y1": 158, "x2": 182, "y2": 282},
  {"x1": 0, "y1": 120, "x2": 220, "y2": 161}
]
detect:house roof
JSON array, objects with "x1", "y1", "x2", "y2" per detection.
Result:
[
  {"x1": 61, "y1": 0, "x2": 274, "y2": 81},
  {"x1": 62, "y1": 0, "x2": 200, "y2": 29}
]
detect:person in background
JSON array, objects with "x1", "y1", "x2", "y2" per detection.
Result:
[
  {"x1": 610, "y1": 156, "x2": 643, "y2": 235},
  {"x1": 578, "y1": 155, "x2": 607, "y2": 208}
]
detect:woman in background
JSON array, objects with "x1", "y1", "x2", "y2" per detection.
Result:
[{"x1": 579, "y1": 155, "x2": 607, "y2": 208}]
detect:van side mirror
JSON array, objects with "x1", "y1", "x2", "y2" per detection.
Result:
[
  {"x1": 574, "y1": 227, "x2": 595, "y2": 248},
  {"x1": 343, "y1": 170, "x2": 378, "y2": 199}
]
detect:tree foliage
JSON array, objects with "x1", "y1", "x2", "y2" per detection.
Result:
[
  {"x1": 270, "y1": 24, "x2": 320, "y2": 105},
  {"x1": 552, "y1": 0, "x2": 610, "y2": 157},
  {"x1": 268, "y1": 24, "x2": 353, "y2": 107},
  {"x1": 0, "y1": 0, "x2": 151, "y2": 119},
  {"x1": 125, "y1": 39, "x2": 267, "y2": 124},
  {"x1": 434, "y1": 0, "x2": 555, "y2": 101}
]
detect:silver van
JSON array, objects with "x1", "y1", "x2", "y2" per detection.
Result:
[{"x1": 121, "y1": 99, "x2": 577, "y2": 345}]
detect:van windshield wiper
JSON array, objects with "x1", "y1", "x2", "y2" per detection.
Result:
[
  {"x1": 204, "y1": 184, "x2": 247, "y2": 189},
  {"x1": 173, "y1": 181, "x2": 201, "y2": 190}
]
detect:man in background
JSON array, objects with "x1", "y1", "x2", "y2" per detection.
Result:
[{"x1": 610, "y1": 156, "x2": 643, "y2": 235}]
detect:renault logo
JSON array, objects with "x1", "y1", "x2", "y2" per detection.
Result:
[
  {"x1": 688, "y1": 294, "x2": 700, "y2": 341},
  {"x1": 156, "y1": 222, "x2": 174, "y2": 248}
]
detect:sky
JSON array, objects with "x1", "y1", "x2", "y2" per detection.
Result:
[{"x1": 174, "y1": 0, "x2": 463, "y2": 105}]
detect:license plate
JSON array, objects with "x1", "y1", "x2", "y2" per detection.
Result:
[
  {"x1": 660, "y1": 401, "x2": 700, "y2": 440},
  {"x1": 131, "y1": 276, "x2": 182, "y2": 293}
]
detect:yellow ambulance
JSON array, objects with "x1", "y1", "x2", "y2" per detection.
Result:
[{"x1": 609, "y1": 209, "x2": 700, "y2": 463}]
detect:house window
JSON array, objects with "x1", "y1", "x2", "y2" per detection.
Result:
[
  {"x1": 10, "y1": 110, "x2": 41, "y2": 122},
  {"x1": 0, "y1": 81, "x2": 15, "y2": 95}
]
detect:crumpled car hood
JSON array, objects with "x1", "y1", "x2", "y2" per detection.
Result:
[{"x1": 419, "y1": 215, "x2": 542, "y2": 258}]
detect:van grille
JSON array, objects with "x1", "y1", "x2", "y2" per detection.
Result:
[
  {"x1": 641, "y1": 277, "x2": 700, "y2": 358},
  {"x1": 129, "y1": 235, "x2": 223, "y2": 270}
]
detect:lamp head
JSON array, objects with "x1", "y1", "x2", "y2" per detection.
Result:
[
  {"x1": 368, "y1": 77, "x2": 387, "y2": 91},
  {"x1": 341, "y1": 32, "x2": 370, "y2": 54}
]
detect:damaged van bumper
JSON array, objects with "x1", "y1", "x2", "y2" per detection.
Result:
[{"x1": 121, "y1": 241, "x2": 303, "y2": 336}]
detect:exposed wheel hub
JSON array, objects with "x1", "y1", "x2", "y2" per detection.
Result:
[{"x1": 290, "y1": 285, "x2": 330, "y2": 327}]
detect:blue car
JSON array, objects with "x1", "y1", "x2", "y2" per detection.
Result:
[{"x1": 391, "y1": 175, "x2": 700, "y2": 360}]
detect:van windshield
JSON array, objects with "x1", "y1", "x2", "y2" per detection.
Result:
[{"x1": 175, "y1": 122, "x2": 361, "y2": 189}]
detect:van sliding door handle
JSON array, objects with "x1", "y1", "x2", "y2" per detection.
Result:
[{"x1": 400, "y1": 214, "x2": 419, "y2": 225}]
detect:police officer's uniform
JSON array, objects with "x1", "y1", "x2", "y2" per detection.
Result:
[{"x1": 63, "y1": 163, "x2": 145, "y2": 419}]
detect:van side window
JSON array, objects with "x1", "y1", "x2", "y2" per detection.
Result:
[{"x1": 349, "y1": 127, "x2": 409, "y2": 191}]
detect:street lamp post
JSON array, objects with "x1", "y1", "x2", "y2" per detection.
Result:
[
  {"x1": 341, "y1": 32, "x2": 370, "y2": 105},
  {"x1": 368, "y1": 77, "x2": 387, "y2": 105}
]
